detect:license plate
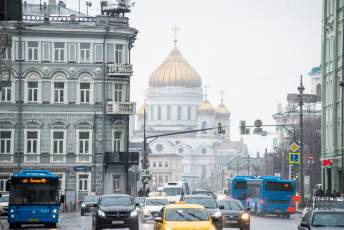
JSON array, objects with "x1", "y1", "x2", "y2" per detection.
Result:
[
  {"x1": 28, "y1": 218, "x2": 39, "y2": 222},
  {"x1": 225, "y1": 220, "x2": 237, "y2": 224},
  {"x1": 112, "y1": 221, "x2": 124, "y2": 224}
]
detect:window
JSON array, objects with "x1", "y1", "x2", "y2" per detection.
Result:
[
  {"x1": 54, "y1": 42, "x2": 65, "y2": 62},
  {"x1": 157, "y1": 106, "x2": 161, "y2": 120},
  {"x1": 54, "y1": 82, "x2": 64, "y2": 103},
  {"x1": 113, "y1": 131, "x2": 122, "y2": 152},
  {"x1": 0, "y1": 131, "x2": 11, "y2": 154},
  {"x1": 42, "y1": 43, "x2": 51, "y2": 62},
  {"x1": 52, "y1": 131, "x2": 65, "y2": 154},
  {"x1": 159, "y1": 161, "x2": 162, "y2": 167},
  {"x1": 0, "y1": 178, "x2": 7, "y2": 192},
  {"x1": 107, "y1": 43, "x2": 114, "y2": 63},
  {"x1": 80, "y1": 82, "x2": 90, "y2": 103},
  {"x1": 187, "y1": 105, "x2": 191, "y2": 120},
  {"x1": 94, "y1": 44, "x2": 103, "y2": 63},
  {"x1": 25, "y1": 131, "x2": 39, "y2": 154},
  {"x1": 153, "y1": 162, "x2": 156, "y2": 167},
  {"x1": 165, "y1": 176, "x2": 168, "y2": 183},
  {"x1": 114, "y1": 83, "x2": 123, "y2": 102},
  {"x1": 80, "y1": 43, "x2": 91, "y2": 62},
  {"x1": 15, "y1": 41, "x2": 24, "y2": 61},
  {"x1": 165, "y1": 161, "x2": 168, "y2": 167},
  {"x1": 68, "y1": 43, "x2": 77, "y2": 62},
  {"x1": 28, "y1": 41, "x2": 38, "y2": 61},
  {"x1": 1, "y1": 47, "x2": 11, "y2": 60},
  {"x1": 202, "y1": 121, "x2": 207, "y2": 134},
  {"x1": 115, "y1": 44, "x2": 123, "y2": 64},
  {"x1": 78, "y1": 131, "x2": 90, "y2": 154},
  {"x1": 0, "y1": 81, "x2": 11, "y2": 102},
  {"x1": 167, "y1": 105, "x2": 171, "y2": 120},
  {"x1": 112, "y1": 174, "x2": 121, "y2": 192},
  {"x1": 177, "y1": 105, "x2": 182, "y2": 120},
  {"x1": 28, "y1": 81, "x2": 38, "y2": 102},
  {"x1": 78, "y1": 174, "x2": 89, "y2": 191},
  {"x1": 55, "y1": 173, "x2": 65, "y2": 192},
  {"x1": 159, "y1": 175, "x2": 163, "y2": 184}
]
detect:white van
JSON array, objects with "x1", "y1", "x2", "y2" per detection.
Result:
[{"x1": 161, "y1": 181, "x2": 190, "y2": 203}]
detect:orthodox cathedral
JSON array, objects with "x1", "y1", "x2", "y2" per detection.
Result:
[{"x1": 130, "y1": 43, "x2": 248, "y2": 190}]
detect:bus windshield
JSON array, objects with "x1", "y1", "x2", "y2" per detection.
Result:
[
  {"x1": 264, "y1": 182, "x2": 293, "y2": 192},
  {"x1": 10, "y1": 182, "x2": 59, "y2": 205},
  {"x1": 163, "y1": 187, "x2": 181, "y2": 196},
  {"x1": 234, "y1": 181, "x2": 247, "y2": 190}
]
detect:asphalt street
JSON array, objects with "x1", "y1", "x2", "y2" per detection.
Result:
[{"x1": 0, "y1": 212, "x2": 302, "y2": 230}]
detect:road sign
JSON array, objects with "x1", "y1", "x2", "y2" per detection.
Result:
[
  {"x1": 289, "y1": 143, "x2": 299, "y2": 152},
  {"x1": 73, "y1": 166, "x2": 92, "y2": 172},
  {"x1": 289, "y1": 152, "x2": 300, "y2": 164}
]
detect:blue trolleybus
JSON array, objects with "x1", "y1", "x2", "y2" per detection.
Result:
[
  {"x1": 246, "y1": 176, "x2": 297, "y2": 217},
  {"x1": 229, "y1": 176, "x2": 255, "y2": 204},
  {"x1": 7, "y1": 169, "x2": 62, "y2": 228}
]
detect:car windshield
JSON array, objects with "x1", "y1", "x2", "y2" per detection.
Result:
[
  {"x1": 163, "y1": 187, "x2": 181, "y2": 196},
  {"x1": 84, "y1": 196, "x2": 99, "y2": 202},
  {"x1": 217, "y1": 200, "x2": 243, "y2": 210},
  {"x1": 145, "y1": 199, "x2": 169, "y2": 206},
  {"x1": 193, "y1": 191, "x2": 213, "y2": 197},
  {"x1": 100, "y1": 196, "x2": 133, "y2": 207},
  {"x1": 0, "y1": 196, "x2": 9, "y2": 202},
  {"x1": 312, "y1": 212, "x2": 344, "y2": 227},
  {"x1": 184, "y1": 197, "x2": 217, "y2": 209},
  {"x1": 165, "y1": 208, "x2": 210, "y2": 221}
]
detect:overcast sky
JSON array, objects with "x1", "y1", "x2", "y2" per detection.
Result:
[{"x1": 30, "y1": 0, "x2": 322, "y2": 155}]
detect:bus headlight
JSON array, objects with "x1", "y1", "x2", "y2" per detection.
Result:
[
  {"x1": 213, "y1": 211, "x2": 222, "y2": 218},
  {"x1": 97, "y1": 209, "x2": 106, "y2": 217},
  {"x1": 52, "y1": 215, "x2": 56, "y2": 219},
  {"x1": 10, "y1": 214, "x2": 15, "y2": 218},
  {"x1": 81, "y1": 203, "x2": 86, "y2": 208},
  {"x1": 130, "y1": 210, "x2": 138, "y2": 217},
  {"x1": 10, "y1": 209, "x2": 14, "y2": 213},
  {"x1": 241, "y1": 212, "x2": 250, "y2": 221},
  {"x1": 52, "y1": 209, "x2": 57, "y2": 213}
]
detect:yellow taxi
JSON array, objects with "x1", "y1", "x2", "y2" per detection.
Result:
[{"x1": 153, "y1": 203, "x2": 216, "y2": 230}]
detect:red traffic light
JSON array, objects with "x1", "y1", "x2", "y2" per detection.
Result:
[{"x1": 322, "y1": 159, "x2": 333, "y2": 167}]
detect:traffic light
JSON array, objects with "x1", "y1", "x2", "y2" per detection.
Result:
[
  {"x1": 240, "y1": 120, "x2": 250, "y2": 135},
  {"x1": 141, "y1": 174, "x2": 151, "y2": 185}
]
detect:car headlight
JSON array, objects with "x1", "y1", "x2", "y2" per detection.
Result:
[
  {"x1": 97, "y1": 209, "x2": 106, "y2": 217},
  {"x1": 81, "y1": 203, "x2": 86, "y2": 207},
  {"x1": 212, "y1": 211, "x2": 222, "y2": 218},
  {"x1": 241, "y1": 212, "x2": 250, "y2": 221},
  {"x1": 130, "y1": 210, "x2": 138, "y2": 217},
  {"x1": 165, "y1": 228, "x2": 172, "y2": 230}
]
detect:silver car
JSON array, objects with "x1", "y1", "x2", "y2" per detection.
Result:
[{"x1": 0, "y1": 194, "x2": 9, "y2": 216}]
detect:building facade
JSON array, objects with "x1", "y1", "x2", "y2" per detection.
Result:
[
  {"x1": 321, "y1": 0, "x2": 344, "y2": 192},
  {"x1": 0, "y1": 1, "x2": 138, "y2": 202},
  {"x1": 131, "y1": 44, "x2": 248, "y2": 191}
]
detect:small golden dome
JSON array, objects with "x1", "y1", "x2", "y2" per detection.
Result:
[
  {"x1": 149, "y1": 47, "x2": 202, "y2": 88},
  {"x1": 197, "y1": 99, "x2": 215, "y2": 115},
  {"x1": 137, "y1": 103, "x2": 147, "y2": 117},
  {"x1": 216, "y1": 102, "x2": 231, "y2": 118}
]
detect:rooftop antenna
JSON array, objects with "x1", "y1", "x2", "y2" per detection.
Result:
[{"x1": 171, "y1": 24, "x2": 180, "y2": 47}]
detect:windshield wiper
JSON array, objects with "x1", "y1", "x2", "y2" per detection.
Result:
[
  {"x1": 174, "y1": 211, "x2": 192, "y2": 221},
  {"x1": 182, "y1": 211, "x2": 203, "y2": 221}
]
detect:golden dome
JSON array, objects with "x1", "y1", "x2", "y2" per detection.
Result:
[
  {"x1": 216, "y1": 102, "x2": 231, "y2": 118},
  {"x1": 149, "y1": 47, "x2": 202, "y2": 88},
  {"x1": 137, "y1": 103, "x2": 146, "y2": 117},
  {"x1": 197, "y1": 99, "x2": 215, "y2": 115}
]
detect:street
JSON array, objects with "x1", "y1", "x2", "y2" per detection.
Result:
[{"x1": 0, "y1": 213, "x2": 302, "y2": 230}]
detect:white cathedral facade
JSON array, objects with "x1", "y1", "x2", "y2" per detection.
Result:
[{"x1": 130, "y1": 45, "x2": 248, "y2": 191}]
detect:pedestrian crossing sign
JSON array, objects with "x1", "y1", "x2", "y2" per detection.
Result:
[{"x1": 289, "y1": 152, "x2": 300, "y2": 164}]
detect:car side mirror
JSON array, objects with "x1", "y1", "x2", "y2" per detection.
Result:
[
  {"x1": 92, "y1": 203, "x2": 98, "y2": 208},
  {"x1": 301, "y1": 221, "x2": 310, "y2": 229},
  {"x1": 135, "y1": 203, "x2": 140, "y2": 207},
  {"x1": 219, "y1": 205, "x2": 224, "y2": 210},
  {"x1": 246, "y1": 207, "x2": 251, "y2": 212},
  {"x1": 59, "y1": 195, "x2": 65, "y2": 204},
  {"x1": 155, "y1": 217, "x2": 163, "y2": 222}
]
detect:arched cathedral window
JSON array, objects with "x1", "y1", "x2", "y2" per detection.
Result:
[
  {"x1": 158, "y1": 106, "x2": 161, "y2": 120},
  {"x1": 202, "y1": 121, "x2": 207, "y2": 134},
  {"x1": 167, "y1": 105, "x2": 171, "y2": 120},
  {"x1": 177, "y1": 105, "x2": 182, "y2": 120},
  {"x1": 187, "y1": 105, "x2": 191, "y2": 120}
]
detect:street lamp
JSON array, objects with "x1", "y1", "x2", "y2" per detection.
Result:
[
  {"x1": 340, "y1": 79, "x2": 344, "y2": 195},
  {"x1": 298, "y1": 75, "x2": 305, "y2": 206}
]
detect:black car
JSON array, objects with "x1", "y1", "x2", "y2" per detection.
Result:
[
  {"x1": 217, "y1": 199, "x2": 250, "y2": 230},
  {"x1": 81, "y1": 195, "x2": 99, "y2": 216},
  {"x1": 298, "y1": 209, "x2": 344, "y2": 230},
  {"x1": 92, "y1": 194, "x2": 139, "y2": 230},
  {"x1": 182, "y1": 195, "x2": 223, "y2": 230},
  {"x1": 192, "y1": 189, "x2": 216, "y2": 199}
]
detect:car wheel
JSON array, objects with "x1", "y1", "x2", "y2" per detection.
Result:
[
  {"x1": 81, "y1": 210, "x2": 84, "y2": 216},
  {"x1": 9, "y1": 224, "x2": 19, "y2": 229},
  {"x1": 130, "y1": 223, "x2": 139, "y2": 230},
  {"x1": 45, "y1": 223, "x2": 57, "y2": 228}
]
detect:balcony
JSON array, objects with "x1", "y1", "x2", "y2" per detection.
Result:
[
  {"x1": 107, "y1": 102, "x2": 136, "y2": 115},
  {"x1": 104, "y1": 152, "x2": 139, "y2": 165},
  {"x1": 107, "y1": 64, "x2": 133, "y2": 76}
]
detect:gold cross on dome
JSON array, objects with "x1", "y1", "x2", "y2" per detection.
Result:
[{"x1": 171, "y1": 24, "x2": 180, "y2": 47}]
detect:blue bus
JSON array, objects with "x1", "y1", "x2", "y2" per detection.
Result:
[
  {"x1": 246, "y1": 176, "x2": 297, "y2": 217},
  {"x1": 6, "y1": 170, "x2": 62, "y2": 228},
  {"x1": 228, "y1": 176, "x2": 256, "y2": 204}
]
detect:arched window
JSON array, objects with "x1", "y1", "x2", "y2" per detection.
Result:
[
  {"x1": 177, "y1": 105, "x2": 182, "y2": 120},
  {"x1": 157, "y1": 105, "x2": 161, "y2": 120},
  {"x1": 187, "y1": 105, "x2": 191, "y2": 120},
  {"x1": 202, "y1": 121, "x2": 207, "y2": 134},
  {"x1": 167, "y1": 105, "x2": 171, "y2": 120},
  {"x1": 316, "y1": 84, "x2": 321, "y2": 99}
]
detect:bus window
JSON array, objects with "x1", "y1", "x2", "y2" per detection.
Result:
[
  {"x1": 247, "y1": 183, "x2": 260, "y2": 198},
  {"x1": 234, "y1": 181, "x2": 247, "y2": 190},
  {"x1": 264, "y1": 182, "x2": 293, "y2": 192}
]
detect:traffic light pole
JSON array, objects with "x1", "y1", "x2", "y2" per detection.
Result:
[{"x1": 141, "y1": 109, "x2": 226, "y2": 191}]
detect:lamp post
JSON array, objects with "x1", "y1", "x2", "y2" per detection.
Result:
[
  {"x1": 340, "y1": 79, "x2": 344, "y2": 194},
  {"x1": 86, "y1": 1, "x2": 92, "y2": 15},
  {"x1": 298, "y1": 75, "x2": 305, "y2": 206}
]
